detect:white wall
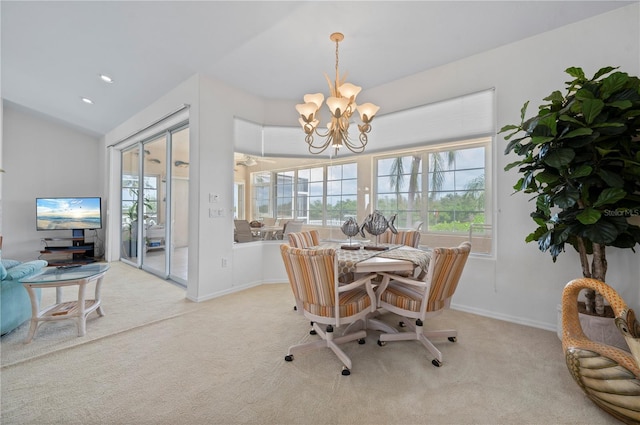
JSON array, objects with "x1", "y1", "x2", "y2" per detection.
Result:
[{"x1": 1, "y1": 102, "x2": 103, "y2": 261}]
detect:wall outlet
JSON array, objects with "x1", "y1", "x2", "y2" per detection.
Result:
[{"x1": 221, "y1": 257, "x2": 228, "y2": 268}]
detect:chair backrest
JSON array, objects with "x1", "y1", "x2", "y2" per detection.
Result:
[
  {"x1": 262, "y1": 217, "x2": 276, "y2": 226},
  {"x1": 283, "y1": 220, "x2": 304, "y2": 236},
  {"x1": 424, "y1": 241, "x2": 471, "y2": 312},
  {"x1": 234, "y1": 220, "x2": 254, "y2": 243},
  {"x1": 379, "y1": 230, "x2": 421, "y2": 248},
  {"x1": 287, "y1": 230, "x2": 320, "y2": 248},
  {"x1": 280, "y1": 245, "x2": 337, "y2": 318}
]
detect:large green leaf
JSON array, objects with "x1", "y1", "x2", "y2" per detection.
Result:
[
  {"x1": 543, "y1": 148, "x2": 575, "y2": 168},
  {"x1": 601, "y1": 72, "x2": 629, "y2": 98},
  {"x1": 593, "y1": 187, "x2": 627, "y2": 207},
  {"x1": 582, "y1": 221, "x2": 620, "y2": 244},
  {"x1": 607, "y1": 100, "x2": 632, "y2": 110},
  {"x1": 598, "y1": 169, "x2": 625, "y2": 188},
  {"x1": 535, "y1": 171, "x2": 560, "y2": 184},
  {"x1": 570, "y1": 164, "x2": 592, "y2": 178},
  {"x1": 592, "y1": 66, "x2": 618, "y2": 80},
  {"x1": 577, "y1": 208, "x2": 601, "y2": 225},
  {"x1": 566, "y1": 67, "x2": 585, "y2": 80},
  {"x1": 582, "y1": 99, "x2": 605, "y2": 124},
  {"x1": 559, "y1": 114, "x2": 585, "y2": 126},
  {"x1": 526, "y1": 226, "x2": 548, "y2": 244},
  {"x1": 531, "y1": 136, "x2": 555, "y2": 145},
  {"x1": 560, "y1": 128, "x2": 593, "y2": 139},
  {"x1": 537, "y1": 230, "x2": 553, "y2": 251},
  {"x1": 553, "y1": 186, "x2": 580, "y2": 208}
]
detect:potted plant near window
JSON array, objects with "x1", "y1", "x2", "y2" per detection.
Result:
[
  {"x1": 500, "y1": 66, "x2": 640, "y2": 333},
  {"x1": 123, "y1": 189, "x2": 153, "y2": 257}
]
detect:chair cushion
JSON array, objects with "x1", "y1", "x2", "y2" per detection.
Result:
[
  {"x1": 304, "y1": 287, "x2": 372, "y2": 318},
  {"x1": 379, "y1": 281, "x2": 423, "y2": 312},
  {"x1": 4, "y1": 260, "x2": 48, "y2": 281},
  {"x1": 2, "y1": 259, "x2": 21, "y2": 270}
]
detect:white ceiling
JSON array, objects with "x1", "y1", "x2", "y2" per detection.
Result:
[{"x1": 1, "y1": 1, "x2": 634, "y2": 137}]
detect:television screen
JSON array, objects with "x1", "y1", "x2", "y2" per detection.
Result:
[{"x1": 36, "y1": 197, "x2": 102, "y2": 231}]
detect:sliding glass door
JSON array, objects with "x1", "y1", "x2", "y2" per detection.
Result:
[{"x1": 120, "y1": 123, "x2": 189, "y2": 285}]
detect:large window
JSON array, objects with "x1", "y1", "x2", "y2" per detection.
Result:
[
  {"x1": 249, "y1": 162, "x2": 356, "y2": 225},
  {"x1": 374, "y1": 140, "x2": 487, "y2": 234},
  {"x1": 235, "y1": 89, "x2": 494, "y2": 253}
]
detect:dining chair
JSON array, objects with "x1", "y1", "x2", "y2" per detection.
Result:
[
  {"x1": 273, "y1": 220, "x2": 290, "y2": 240},
  {"x1": 262, "y1": 217, "x2": 276, "y2": 226},
  {"x1": 282, "y1": 220, "x2": 304, "y2": 239},
  {"x1": 375, "y1": 241, "x2": 471, "y2": 367},
  {"x1": 287, "y1": 230, "x2": 319, "y2": 248},
  {"x1": 378, "y1": 229, "x2": 421, "y2": 248},
  {"x1": 280, "y1": 244, "x2": 377, "y2": 375},
  {"x1": 234, "y1": 220, "x2": 256, "y2": 243}
]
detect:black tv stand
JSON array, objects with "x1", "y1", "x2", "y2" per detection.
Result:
[{"x1": 40, "y1": 231, "x2": 96, "y2": 266}]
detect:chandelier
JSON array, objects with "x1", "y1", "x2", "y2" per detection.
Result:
[{"x1": 296, "y1": 32, "x2": 380, "y2": 156}]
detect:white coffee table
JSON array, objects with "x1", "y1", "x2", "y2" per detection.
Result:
[{"x1": 19, "y1": 263, "x2": 110, "y2": 343}]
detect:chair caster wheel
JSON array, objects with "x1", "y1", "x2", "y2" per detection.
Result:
[
  {"x1": 432, "y1": 359, "x2": 442, "y2": 367},
  {"x1": 358, "y1": 338, "x2": 365, "y2": 345},
  {"x1": 341, "y1": 367, "x2": 351, "y2": 376},
  {"x1": 399, "y1": 321, "x2": 406, "y2": 327},
  {"x1": 293, "y1": 306, "x2": 297, "y2": 311},
  {"x1": 310, "y1": 329, "x2": 317, "y2": 335},
  {"x1": 377, "y1": 340, "x2": 386, "y2": 346},
  {"x1": 448, "y1": 337, "x2": 457, "y2": 342},
  {"x1": 285, "y1": 355, "x2": 294, "y2": 362}
]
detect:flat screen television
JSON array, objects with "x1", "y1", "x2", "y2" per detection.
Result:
[{"x1": 36, "y1": 197, "x2": 103, "y2": 231}]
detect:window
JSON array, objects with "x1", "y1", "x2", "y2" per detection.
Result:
[
  {"x1": 249, "y1": 162, "x2": 356, "y2": 225},
  {"x1": 275, "y1": 171, "x2": 295, "y2": 219},
  {"x1": 252, "y1": 172, "x2": 271, "y2": 219},
  {"x1": 374, "y1": 140, "x2": 488, "y2": 234},
  {"x1": 298, "y1": 167, "x2": 323, "y2": 224},
  {"x1": 121, "y1": 174, "x2": 159, "y2": 225},
  {"x1": 326, "y1": 163, "x2": 358, "y2": 226}
]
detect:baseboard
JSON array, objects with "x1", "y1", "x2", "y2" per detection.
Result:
[{"x1": 451, "y1": 303, "x2": 557, "y2": 333}]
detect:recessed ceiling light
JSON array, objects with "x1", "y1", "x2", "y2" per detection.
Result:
[
  {"x1": 81, "y1": 97, "x2": 94, "y2": 104},
  {"x1": 99, "y1": 74, "x2": 114, "y2": 83}
]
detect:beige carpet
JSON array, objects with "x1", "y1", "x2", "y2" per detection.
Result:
[
  {"x1": 1, "y1": 263, "x2": 616, "y2": 424},
  {"x1": 0, "y1": 262, "x2": 201, "y2": 368}
]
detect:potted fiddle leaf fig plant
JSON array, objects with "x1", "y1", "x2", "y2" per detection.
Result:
[{"x1": 501, "y1": 66, "x2": 640, "y2": 317}]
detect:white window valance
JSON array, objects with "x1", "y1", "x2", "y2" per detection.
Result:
[{"x1": 234, "y1": 89, "x2": 495, "y2": 157}]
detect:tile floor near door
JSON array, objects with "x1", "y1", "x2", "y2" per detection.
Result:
[{"x1": 142, "y1": 246, "x2": 188, "y2": 282}]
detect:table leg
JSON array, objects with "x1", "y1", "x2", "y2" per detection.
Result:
[
  {"x1": 95, "y1": 275, "x2": 105, "y2": 317},
  {"x1": 24, "y1": 285, "x2": 39, "y2": 344},
  {"x1": 77, "y1": 282, "x2": 87, "y2": 337}
]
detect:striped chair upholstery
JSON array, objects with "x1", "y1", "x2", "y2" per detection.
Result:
[
  {"x1": 378, "y1": 230, "x2": 421, "y2": 248},
  {"x1": 287, "y1": 230, "x2": 320, "y2": 248},
  {"x1": 375, "y1": 241, "x2": 471, "y2": 367},
  {"x1": 280, "y1": 244, "x2": 376, "y2": 375}
]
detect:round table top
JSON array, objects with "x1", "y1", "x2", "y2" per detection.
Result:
[{"x1": 19, "y1": 263, "x2": 110, "y2": 284}]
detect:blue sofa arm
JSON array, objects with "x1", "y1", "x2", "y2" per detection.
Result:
[{"x1": 1, "y1": 260, "x2": 48, "y2": 336}]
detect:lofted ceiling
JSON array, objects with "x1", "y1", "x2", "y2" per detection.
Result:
[{"x1": 1, "y1": 1, "x2": 634, "y2": 137}]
